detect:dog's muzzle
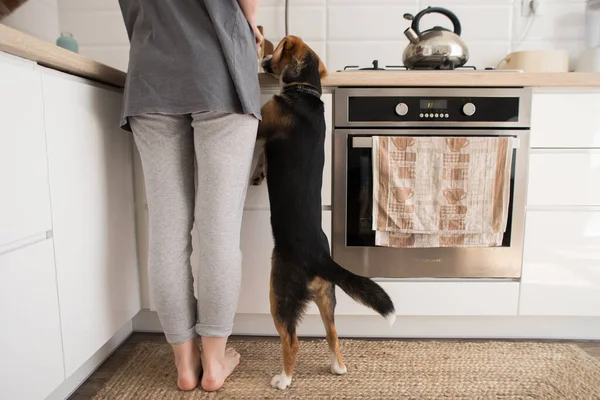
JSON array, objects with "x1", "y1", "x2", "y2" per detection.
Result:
[{"x1": 261, "y1": 55, "x2": 274, "y2": 73}]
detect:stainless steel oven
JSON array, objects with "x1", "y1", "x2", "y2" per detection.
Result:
[{"x1": 332, "y1": 88, "x2": 532, "y2": 279}]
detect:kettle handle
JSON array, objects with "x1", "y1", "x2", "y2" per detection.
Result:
[{"x1": 411, "y1": 6, "x2": 462, "y2": 36}]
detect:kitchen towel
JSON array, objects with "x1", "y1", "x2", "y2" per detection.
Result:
[{"x1": 372, "y1": 136, "x2": 514, "y2": 248}]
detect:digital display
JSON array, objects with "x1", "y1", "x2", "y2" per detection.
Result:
[{"x1": 420, "y1": 100, "x2": 448, "y2": 109}]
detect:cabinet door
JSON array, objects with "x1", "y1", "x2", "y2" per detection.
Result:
[
  {"x1": 519, "y1": 210, "x2": 600, "y2": 316},
  {"x1": 0, "y1": 54, "x2": 52, "y2": 247},
  {"x1": 236, "y1": 210, "x2": 332, "y2": 315},
  {"x1": 0, "y1": 240, "x2": 65, "y2": 400},
  {"x1": 527, "y1": 150, "x2": 600, "y2": 207},
  {"x1": 530, "y1": 91, "x2": 600, "y2": 149},
  {"x1": 41, "y1": 69, "x2": 141, "y2": 377}
]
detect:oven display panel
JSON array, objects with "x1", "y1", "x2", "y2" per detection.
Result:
[{"x1": 420, "y1": 100, "x2": 447, "y2": 109}]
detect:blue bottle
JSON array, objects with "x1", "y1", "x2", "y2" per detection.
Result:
[{"x1": 56, "y1": 32, "x2": 79, "y2": 53}]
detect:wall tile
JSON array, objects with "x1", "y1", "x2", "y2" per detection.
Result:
[
  {"x1": 3, "y1": 0, "x2": 60, "y2": 43},
  {"x1": 512, "y1": 2, "x2": 587, "y2": 42},
  {"x1": 289, "y1": 6, "x2": 326, "y2": 40},
  {"x1": 53, "y1": 1, "x2": 588, "y2": 72},
  {"x1": 329, "y1": 0, "x2": 416, "y2": 3},
  {"x1": 415, "y1": 3, "x2": 512, "y2": 40},
  {"x1": 327, "y1": 41, "x2": 407, "y2": 71},
  {"x1": 59, "y1": 10, "x2": 128, "y2": 45},
  {"x1": 261, "y1": 0, "x2": 325, "y2": 5},
  {"x1": 464, "y1": 41, "x2": 511, "y2": 69},
  {"x1": 257, "y1": 5, "x2": 325, "y2": 41},
  {"x1": 58, "y1": 0, "x2": 118, "y2": 10},
  {"x1": 256, "y1": 6, "x2": 285, "y2": 39},
  {"x1": 328, "y1": 4, "x2": 418, "y2": 40}
]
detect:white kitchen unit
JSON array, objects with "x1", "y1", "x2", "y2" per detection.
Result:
[
  {"x1": 520, "y1": 89, "x2": 600, "y2": 317},
  {"x1": 0, "y1": 52, "x2": 141, "y2": 399},
  {"x1": 41, "y1": 67, "x2": 141, "y2": 377},
  {"x1": 135, "y1": 88, "x2": 600, "y2": 341},
  {"x1": 0, "y1": 240, "x2": 65, "y2": 400},
  {"x1": 0, "y1": 53, "x2": 52, "y2": 248}
]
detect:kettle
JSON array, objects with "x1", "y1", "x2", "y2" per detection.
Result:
[{"x1": 402, "y1": 6, "x2": 469, "y2": 70}]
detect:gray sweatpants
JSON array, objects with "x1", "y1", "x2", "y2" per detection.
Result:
[{"x1": 130, "y1": 111, "x2": 258, "y2": 344}]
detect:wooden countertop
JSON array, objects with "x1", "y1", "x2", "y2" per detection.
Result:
[
  {"x1": 259, "y1": 70, "x2": 600, "y2": 88},
  {"x1": 0, "y1": 24, "x2": 126, "y2": 87},
  {"x1": 2, "y1": 24, "x2": 599, "y2": 90}
]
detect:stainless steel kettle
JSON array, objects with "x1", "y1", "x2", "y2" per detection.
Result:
[{"x1": 402, "y1": 6, "x2": 469, "y2": 70}]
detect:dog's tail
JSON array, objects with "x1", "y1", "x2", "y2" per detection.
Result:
[{"x1": 315, "y1": 256, "x2": 396, "y2": 326}]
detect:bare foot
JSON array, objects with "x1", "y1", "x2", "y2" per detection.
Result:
[
  {"x1": 172, "y1": 340, "x2": 202, "y2": 391},
  {"x1": 200, "y1": 347, "x2": 241, "y2": 392}
]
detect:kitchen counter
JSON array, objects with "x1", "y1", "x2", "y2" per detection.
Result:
[
  {"x1": 3, "y1": 23, "x2": 599, "y2": 90},
  {"x1": 0, "y1": 24, "x2": 126, "y2": 87},
  {"x1": 259, "y1": 70, "x2": 600, "y2": 88}
]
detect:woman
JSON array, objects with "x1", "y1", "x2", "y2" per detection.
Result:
[{"x1": 118, "y1": 0, "x2": 263, "y2": 392}]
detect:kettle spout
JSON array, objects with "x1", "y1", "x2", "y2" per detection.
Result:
[{"x1": 404, "y1": 27, "x2": 420, "y2": 44}]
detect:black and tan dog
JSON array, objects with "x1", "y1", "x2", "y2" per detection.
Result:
[{"x1": 253, "y1": 36, "x2": 396, "y2": 390}]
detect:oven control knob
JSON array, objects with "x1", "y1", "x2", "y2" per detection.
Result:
[
  {"x1": 395, "y1": 102, "x2": 409, "y2": 116},
  {"x1": 462, "y1": 102, "x2": 476, "y2": 116}
]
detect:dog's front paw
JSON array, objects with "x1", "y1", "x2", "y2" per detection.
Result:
[
  {"x1": 270, "y1": 372, "x2": 292, "y2": 390},
  {"x1": 251, "y1": 169, "x2": 266, "y2": 186}
]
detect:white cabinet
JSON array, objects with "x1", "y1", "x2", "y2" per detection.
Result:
[
  {"x1": 530, "y1": 91, "x2": 600, "y2": 149},
  {"x1": 521, "y1": 91, "x2": 600, "y2": 317},
  {"x1": 41, "y1": 69, "x2": 141, "y2": 377},
  {"x1": 0, "y1": 240, "x2": 65, "y2": 400},
  {"x1": 0, "y1": 54, "x2": 52, "y2": 247},
  {"x1": 519, "y1": 210, "x2": 600, "y2": 316},
  {"x1": 236, "y1": 210, "x2": 332, "y2": 314},
  {"x1": 527, "y1": 150, "x2": 600, "y2": 207},
  {"x1": 332, "y1": 281, "x2": 520, "y2": 317}
]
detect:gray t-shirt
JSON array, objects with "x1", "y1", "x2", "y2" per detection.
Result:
[{"x1": 118, "y1": 0, "x2": 261, "y2": 131}]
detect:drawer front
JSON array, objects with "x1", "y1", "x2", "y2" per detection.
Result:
[
  {"x1": 245, "y1": 93, "x2": 333, "y2": 209},
  {"x1": 0, "y1": 239, "x2": 65, "y2": 399},
  {"x1": 330, "y1": 281, "x2": 519, "y2": 317},
  {"x1": 519, "y1": 210, "x2": 600, "y2": 316},
  {"x1": 531, "y1": 92, "x2": 600, "y2": 149},
  {"x1": 0, "y1": 56, "x2": 52, "y2": 247},
  {"x1": 527, "y1": 150, "x2": 600, "y2": 206}
]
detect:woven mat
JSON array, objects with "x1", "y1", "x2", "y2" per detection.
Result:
[{"x1": 91, "y1": 339, "x2": 600, "y2": 400}]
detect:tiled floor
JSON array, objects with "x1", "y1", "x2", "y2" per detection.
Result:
[{"x1": 69, "y1": 333, "x2": 600, "y2": 400}]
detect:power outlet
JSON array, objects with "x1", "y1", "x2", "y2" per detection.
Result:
[{"x1": 521, "y1": 0, "x2": 543, "y2": 17}]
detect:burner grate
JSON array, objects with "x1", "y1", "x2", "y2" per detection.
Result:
[{"x1": 338, "y1": 59, "x2": 480, "y2": 72}]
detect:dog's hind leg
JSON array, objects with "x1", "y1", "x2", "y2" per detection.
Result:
[
  {"x1": 311, "y1": 277, "x2": 347, "y2": 375},
  {"x1": 270, "y1": 313, "x2": 299, "y2": 389},
  {"x1": 269, "y1": 256, "x2": 305, "y2": 390}
]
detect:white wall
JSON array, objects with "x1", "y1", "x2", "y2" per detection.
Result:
[
  {"x1": 57, "y1": 0, "x2": 587, "y2": 72},
  {"x1": 2, "y1": 0, "x2": 60, "y2": 43}
]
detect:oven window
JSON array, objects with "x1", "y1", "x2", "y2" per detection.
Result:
[{"x1": 345, "y1": 136, "x2": 516, "y2": 247}]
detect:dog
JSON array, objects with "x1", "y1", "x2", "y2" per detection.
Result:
[{"x1": 253, "y1": 35, "x2": 396, "y2": 390}]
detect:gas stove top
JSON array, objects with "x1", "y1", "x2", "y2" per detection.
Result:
[{"x1": 337, "y1": 60, "x2": 523, "y2": 72}]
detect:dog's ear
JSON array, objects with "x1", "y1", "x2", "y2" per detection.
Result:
[
  {"x1": 318, "y1": 58, "x2": 328, "y2": 78},
  {"x1": 271, "y1": 39, "x2": 285, "y2": 66}
]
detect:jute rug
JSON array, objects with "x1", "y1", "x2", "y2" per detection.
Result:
[{"x1": 91, "y1": 339, "x2": 600, "y2": 399}]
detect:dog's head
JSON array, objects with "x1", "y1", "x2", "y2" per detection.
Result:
[{"x1": 261, "y1": 35, "x2": 328, "y2": 86}]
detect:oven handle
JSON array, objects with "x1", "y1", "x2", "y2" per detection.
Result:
[{"x1": 351, "y1": 136, "x2": 521, "y2": 149}]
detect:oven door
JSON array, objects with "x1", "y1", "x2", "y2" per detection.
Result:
[{"x1": 332, "y1": 129, "x2": 530, "y2": 279}]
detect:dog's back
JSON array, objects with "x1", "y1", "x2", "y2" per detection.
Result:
[{"x1": 265, "y1": 92, "x2": 328, "y2": 256}]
